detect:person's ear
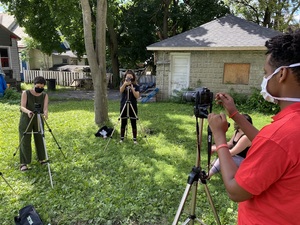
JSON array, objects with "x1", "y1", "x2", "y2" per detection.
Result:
[{"x1": 278, "y1": 67, "x2": 289, "y2": 83}]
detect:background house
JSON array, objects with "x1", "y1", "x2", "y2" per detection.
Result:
[
  {"x1": 147, "y1": 14, "x2": 282, "y2": 101},
  {"x1": 0, "y1": 23, "x2": 21, "y2": 87},
  {"x1": 0, "y1": 13, "x2": 87, "y2": 76}
]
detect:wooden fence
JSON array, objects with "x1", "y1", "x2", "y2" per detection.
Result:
[{"x1": 23, "y1": 70, "x2": 113, "y2": 86}]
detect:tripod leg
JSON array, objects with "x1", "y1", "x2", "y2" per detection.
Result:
[
  {"x1": 190, "y1": 182, "x2": 198, "y2": 223},
  {"x1": 37, "y1": 114, "x2": 54, "y2": 188},
  {"x1": 0, "y1": 172, "x2": 18, "y2": 195},
  {"x1": 13, "y1": 114, "x2": 36, "y2": 157},
  {"x1": 202, "y1": 183, "x2": 221, "y2": 225},
  {"x1": 103, "y1": 103, "x2": 127, "y2": 151},
  {"x1": 128, "y1": 103, "x2": 149, "y2": 144},
  {"x1": 121, "y1": 103, "x2": 129, "y2": 140},
  {"x1": 42, "y1": 117, "x2": 65, "y2": 159},
  {"x1": 104, "y1": 125, "x2": 119, "y2": 151},
  {"x1": 173, "y1": 166, "x2": 207, "y2": 225},
  {"x1": 173, "y1": 182, "x2": 207, "y2": 225},
  {"x1": 182, "y1": 217, "x2": 206, "y2": 225},
  {"x1": 173, "y1": 184, "x2": 192, "y2": 225}
]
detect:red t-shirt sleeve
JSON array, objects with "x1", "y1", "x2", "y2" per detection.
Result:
[{"x1": 235, "y1": 136, "x2": 289, "y2": 195}]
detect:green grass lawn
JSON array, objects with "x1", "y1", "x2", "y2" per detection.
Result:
[{"x1": 0, "y1": 96, "x2": 271, "y2": 225}]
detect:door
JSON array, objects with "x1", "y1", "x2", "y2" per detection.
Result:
[{"x1": 169, "y1": 53, "x2": 190, "y2": 96}]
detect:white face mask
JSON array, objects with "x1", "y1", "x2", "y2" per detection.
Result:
[{"x1": 260, "y1": 62, "x2": 300, "y2": 104}]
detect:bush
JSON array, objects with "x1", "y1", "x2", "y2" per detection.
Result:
[
  {"x1": 245, "y1": 87, "x2": 280, "y2": 114},
  {"x1": 222, "y1": 88, "x2": 279, "y2": 115},
  {"x1": 176, "y1": 87, "x2": 280, "y2": 115},
  {"x1": 1, "y1": 88, "x2": 21, "y2": 103}
]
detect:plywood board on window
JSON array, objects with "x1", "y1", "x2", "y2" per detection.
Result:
[{"x1": 223, "y1": 63, "x2": 250, "y2": 85}]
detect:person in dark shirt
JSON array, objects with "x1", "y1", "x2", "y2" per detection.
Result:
[
  {"x1": 19, "y1": 76, "x2": 48, "y2": 171},
  {"x1": 119, "y1": 70, "x2": 140, "y2": 144}
]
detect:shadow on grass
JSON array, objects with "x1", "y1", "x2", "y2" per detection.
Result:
[{"x1": 0, "y1": 100, "x2": 237, "y2": 225}]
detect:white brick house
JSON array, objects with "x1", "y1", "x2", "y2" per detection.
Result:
[{"x1": 147, "y1": 14, "x2": 282, "y2": 100}]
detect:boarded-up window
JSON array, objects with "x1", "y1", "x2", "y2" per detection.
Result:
[{"x1": 223, "y1": 63, "x2": 250, "y2": 85}]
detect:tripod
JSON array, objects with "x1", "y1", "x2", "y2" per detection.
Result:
[
  {"x1": 172, "y1": 113, "x2": 221, "y2": 225},
  {"x1": 14, "y1": 110, "x2": 64, "y2": 188},
  {"x1": 104, "y1": 86, "x2": 147, "y2": 150}
]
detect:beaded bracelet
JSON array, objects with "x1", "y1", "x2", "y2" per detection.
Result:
[
  {"x1": 216, "y1": 144, "x2": 229, "y2": 151},
  {"x1": 229, "y1": 111, "x2": 239, "y2": 119}
]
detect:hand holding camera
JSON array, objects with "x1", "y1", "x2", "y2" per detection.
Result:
[{"x1": 125, "y1": 77, "x2": 132, "y2": 86}]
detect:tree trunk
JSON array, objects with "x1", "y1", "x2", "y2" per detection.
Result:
[
  {"x1": 81, "y1": 0, "x2": 108, "y2": 126},
  {"x1": 107, "y1": 18, "x2": 120, "y2": 88},
  {"x1": 162, "y1": 0, "x2": 171, "y2": 39}
]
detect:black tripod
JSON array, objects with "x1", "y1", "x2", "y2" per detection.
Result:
[
  {"x1": 14, "y1": 108, "x2": 64, "y2": 188},
  {"x1": 104, "y1": 86, "x2": 147, "y2": 150},
  {"x1": 172, "y1": 110, "x2": 221, "y2": 225}
]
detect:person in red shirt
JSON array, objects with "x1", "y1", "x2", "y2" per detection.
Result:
[{"x1": 208, "y1": 29, "x2": 300, "y2": 224}]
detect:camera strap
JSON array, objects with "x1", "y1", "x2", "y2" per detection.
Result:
[{"x1": 207, "y1": 125, "x2": 212, "y2": 172}]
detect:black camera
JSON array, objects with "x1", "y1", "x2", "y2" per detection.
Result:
[
  {"x1": 183, "y1": 87, "x2": 213, "y2": 118},
  {"x1": 34, "y1": 103, "x2": 42, "y2": 113},
  {"x1": 125, "y1": 78, "x2": 132, "y2": 82}
]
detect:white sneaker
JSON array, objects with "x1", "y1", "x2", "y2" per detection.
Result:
[
  {"x1": 133, "y1": 139, "x2": 137, "y2": 144},
  {"x1": 120, "y1": 140, "x2": 123, "y2": 143}
]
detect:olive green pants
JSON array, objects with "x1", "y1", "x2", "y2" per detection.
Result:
[{"x1": 19, "y1": 113, "x2": 46, "y2": 164}]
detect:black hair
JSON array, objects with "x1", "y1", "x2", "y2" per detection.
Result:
[
  {"x1": 33, "y1": 76, "x2": 46, "y2": 85},
  {"x1": 265, "y1": 29, "x2": 300, "y2": 82}
]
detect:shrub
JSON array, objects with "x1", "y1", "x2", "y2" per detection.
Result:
[
  {"x1": 176, "y1": 87, "x2": 280, "y2": 115},
  {"x1": 245, "y1": 87, "x2": 280, "y2": 115},
  {"x1": 1, "y1": 88, "x2": 21, "y2": 103}
]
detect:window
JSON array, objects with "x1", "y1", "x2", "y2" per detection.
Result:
[
  {"x1": 223, "y1": 63, "x2": 250, "y2": 85},
  {"x1": 0, "y1": 48, "x2": 10, "y2": 68},
  {"x1": 62, "y1": 58, "x2": 68, "y2": 64}
]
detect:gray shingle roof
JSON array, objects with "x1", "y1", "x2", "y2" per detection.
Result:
[{"x1": 147, "y1": 14, "x2": 282, "y2": 50}]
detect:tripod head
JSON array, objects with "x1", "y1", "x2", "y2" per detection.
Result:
[{"x1": 33, "y1": 103, "x2": 42, "y2": 114}]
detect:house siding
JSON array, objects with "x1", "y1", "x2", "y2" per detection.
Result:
[
  {"x1": 0, "y1": 30, "x2": 11, "y2": 46},
  {"x1": 155, "y1": 50, "x2": 265, "y2": 100},
  {"x1": 10, "y1": 38, "x2": 21, "y2": 81}
]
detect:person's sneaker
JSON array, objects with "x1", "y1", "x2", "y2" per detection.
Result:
[
  {"x1": 120, "y1": 140, "x2": 123, "y2": 143},
  {"x1": 133, "y1": 138, "x2": 137, "y2": 144}
]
